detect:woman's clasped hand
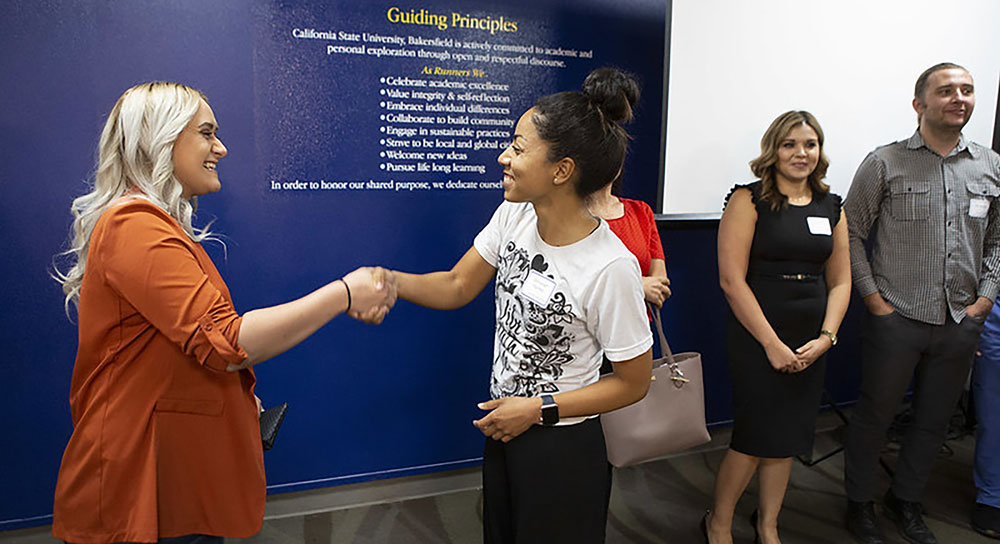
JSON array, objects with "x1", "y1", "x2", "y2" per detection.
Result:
[
  {"x1": 344, "y1": 266, "x2": 398, "y2": 324},
  {"x1": 764, "y1": 334, "x2": 833, "y2": 373}
]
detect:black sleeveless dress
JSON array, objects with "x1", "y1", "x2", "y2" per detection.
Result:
[{"x1": 725, "y1": 181, "x2": 842, "y2": 458}]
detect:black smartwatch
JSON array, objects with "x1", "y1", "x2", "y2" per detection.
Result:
[{"x1": 540, "y1": 394, "x2": 559, "y2": 426}]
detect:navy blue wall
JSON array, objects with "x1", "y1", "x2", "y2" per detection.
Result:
[{"x1": 1, "y1": 0, "x2": 681, "y2": 530}]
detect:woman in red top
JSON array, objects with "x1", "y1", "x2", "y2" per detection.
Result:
[
  {"x1": 52, "y1": 82, "x2": 395, "y2": 544},
  {"x1": 589, "y1": 178, "x2": 671, "y2": 306}
]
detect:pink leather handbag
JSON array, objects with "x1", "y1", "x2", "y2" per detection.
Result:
[{"x1": 601, "y1": 306, "x2": 711, "y2": 467}]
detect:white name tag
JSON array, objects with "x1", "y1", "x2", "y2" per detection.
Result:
[
  {"x1": 806, "y1": 216, "x2": 832, "y2": 235},
  {"x1": 970, "y1": 198, "x2": 990, "y2": 218},
  {"x1": 519, "y1": 270, "x2": 557, "y2": 306}
]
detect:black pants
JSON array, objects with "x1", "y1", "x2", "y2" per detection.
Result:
[
  {"x1": 482, "y1": 417, "x2": 612, "y2": 544},
  {"x1": 844, "y1": 311, "x2": 983, "y2": 502}
]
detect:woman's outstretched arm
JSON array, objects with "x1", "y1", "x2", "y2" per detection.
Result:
[
  {"x1": 233, "y1": 267, "x2": 395, "y2": 368},
  {"x1": 393, "y1": 247, "x2": 497, "y2": 310}
]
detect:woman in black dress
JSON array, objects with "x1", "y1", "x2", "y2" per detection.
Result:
[{"x1": 704, "y1": 111, "x2": 851, "y2": 544}]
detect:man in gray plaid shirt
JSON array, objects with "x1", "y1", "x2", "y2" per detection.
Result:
[{"x1": 843, "y1": 62, "x2": 1000, "y2": 544}]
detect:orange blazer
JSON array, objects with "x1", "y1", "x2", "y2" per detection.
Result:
[{"x1": 53, "y1": 199, "x2": 265, "y2": 543}]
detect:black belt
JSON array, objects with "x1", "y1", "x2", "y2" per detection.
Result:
[{"x1": 750, "y1": 272, "x2": 822, "y2": 281}]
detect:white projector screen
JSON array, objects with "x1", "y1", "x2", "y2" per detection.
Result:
[{"x1": 661, "y1": 0, "x2": 1000, "y2": 217}]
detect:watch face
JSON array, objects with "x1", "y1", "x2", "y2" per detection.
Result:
[
  {"x1": 540, "y1": 395, "x2": 559, "y2": 425},
  {"x1": 541, "y1": 405, "x2": 558, "y2": 425}
]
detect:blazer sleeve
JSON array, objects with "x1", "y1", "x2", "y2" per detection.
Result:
[{"x1": 94, "y1": 202, "x2": 247, "y2": 372}]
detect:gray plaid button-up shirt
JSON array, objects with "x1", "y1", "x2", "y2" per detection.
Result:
[{"x1": 845, "y1": 131, "x2": 1000, "y2": 325}]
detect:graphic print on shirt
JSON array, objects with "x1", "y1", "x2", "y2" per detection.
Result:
[{"x1": 492, "y1": 241, "x2": 575, "y2": 399}]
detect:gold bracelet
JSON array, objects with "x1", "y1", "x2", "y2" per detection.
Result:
[{"x1": 820, "y1": 329, "x2": 838, "y2": 346}]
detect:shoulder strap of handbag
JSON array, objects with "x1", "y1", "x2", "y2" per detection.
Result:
[
  {"x1": 650, "y1": 304, "x2": 690, "y2": 387},
  {"x1": 650, "y1": 303, "x2": 674, "y2": 363}
]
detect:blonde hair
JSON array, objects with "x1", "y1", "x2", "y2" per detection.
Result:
[
  {"x1": 53, "y1": 82, "x2": 214, "y2": 313},
  {"x1": 749, "y1": 110, "x2": 830, "y2": 210}
]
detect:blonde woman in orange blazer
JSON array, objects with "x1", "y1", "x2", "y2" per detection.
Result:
[{"x1": 52, "y1": 82, "x2": 395, "y2": 544}]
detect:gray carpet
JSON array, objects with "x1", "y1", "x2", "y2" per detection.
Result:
[{"x1": 3, "y1": 418, "x2": 994, "y2": 543}]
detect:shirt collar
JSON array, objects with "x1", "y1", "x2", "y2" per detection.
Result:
[{"x1": 908, "y1": 130, "x2": 976, "y2": 158}]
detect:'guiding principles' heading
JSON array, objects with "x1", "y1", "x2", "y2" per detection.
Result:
[{"x1": 386, "y1": 7, "x2": 518, "y2": 34}]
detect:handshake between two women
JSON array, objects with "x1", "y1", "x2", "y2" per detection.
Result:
[{"x1": 341, "y1": 266, "x2": 398, "y2": 324}]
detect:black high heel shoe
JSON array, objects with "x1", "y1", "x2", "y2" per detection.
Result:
[
  {"x1": 700, "y1": 510, "x2": 710, "y2": 543},
  {"x1": 750, "y1": 509, "x2": 761, "y2": 544}
]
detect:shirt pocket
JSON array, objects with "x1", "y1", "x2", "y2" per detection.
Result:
[
  {"x1": 966, "y1": 177, "x2": 1000, "y2": 220},
  {"x1": 889, "y1": 180, "x2": 930, "y2": 220}
]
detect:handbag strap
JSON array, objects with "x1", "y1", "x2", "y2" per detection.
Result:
[{"x1": 649, "y1": 304, "x2": 689, "y2": 388}]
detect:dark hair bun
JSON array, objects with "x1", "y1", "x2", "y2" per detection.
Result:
[{"x1": 582, "y1": 67, "x2": 640, "y2": 123}]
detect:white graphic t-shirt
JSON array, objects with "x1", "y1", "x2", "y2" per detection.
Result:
[{"x1": 474, "y1": 201, "x2": 654, "y2": 425}]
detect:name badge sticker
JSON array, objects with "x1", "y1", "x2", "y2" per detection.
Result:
[
  {"x1": 806, "y1": 216, "x2": 832, "y2": 236},
  {"x1": 970, "y1": 198, "x2": 989, "y2": 218},
  {"x1": 520, "y1": 270, "x2": 557, "y2": 307}
]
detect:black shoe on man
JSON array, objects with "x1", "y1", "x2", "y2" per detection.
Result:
[
  {"x1": 883, "y1": 490, "x2": 937, "y2": 544},
  {"x1": 846, "y1": 500, "x2": 884, "y2": 544},
  {"x1": 972, "y1": 502, "x2": 1000, "y2": 539}
]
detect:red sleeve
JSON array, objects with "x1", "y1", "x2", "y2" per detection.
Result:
[
  {"x1": 641, "y1": 201, "x2": 665, "y2": 260},
  {"x1": 95, "y1": 202, "x2": 247, "y2": 371}
]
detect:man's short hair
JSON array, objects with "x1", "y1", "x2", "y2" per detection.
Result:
[{"x1": 914, "y1": 62, "x2": 968, "y2": 101}]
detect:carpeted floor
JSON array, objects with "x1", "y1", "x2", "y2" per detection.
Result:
[{"x1": 3, "y1": 416, "x2": 994, "y2": 543}]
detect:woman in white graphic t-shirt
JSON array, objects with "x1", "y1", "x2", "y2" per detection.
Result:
[{"x1": 384, "y1": 67, "x2": 654, "y2": 544}]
